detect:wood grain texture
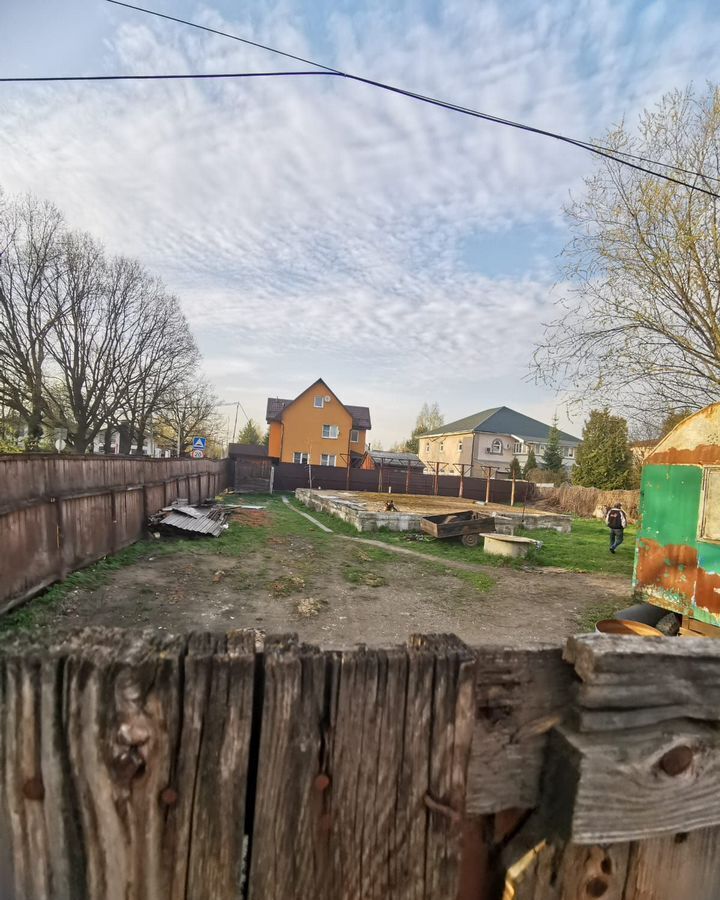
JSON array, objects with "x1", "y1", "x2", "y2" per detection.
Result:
[
  {"x1": 543, "y1": 719, "x2": 720, "y2": 843},
  {"x1": 467, "y1": 645, "x2": 570, "y2": 815},
  {"x1": 0, "y1": 628, "x2": 256, "y2": 900},
  {"x1": 503, "y1": 824, "x2": 720, "y2": 900},
  {"x1": 247, "y1": 634, "x2": 475, "y2": 900}
]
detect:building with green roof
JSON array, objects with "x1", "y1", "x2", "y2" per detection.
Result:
[{"x1": 417, "y1": 406, "x2": 581, "y2": 478}]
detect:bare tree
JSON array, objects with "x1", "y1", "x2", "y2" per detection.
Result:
[
  {"x1": 533, "y1": 85, "x2": 720, "y2": 422},
  {"x1": 0, "y1": 188, "x2": 205, "y2": 454},
  {"x1": 0, "y1": 194, "x2": 65, "y2": 449},
  {"x1": 154, "y1": 378, "x2": 222, "y2": 456},
  {"x1": 42, "y1": 233, "x2": 126, "y2": 452},
  {"x1": 112, "y1": 286, "x2": 198, "y2": 454}
]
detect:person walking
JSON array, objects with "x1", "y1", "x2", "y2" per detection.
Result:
[{"x1": 605, "y1": 502, "x2": 628, "y2": 553}]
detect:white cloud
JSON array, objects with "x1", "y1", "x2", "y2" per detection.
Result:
[{"x1": 1, "y1": 0, "x2": 719, "y2": 443}]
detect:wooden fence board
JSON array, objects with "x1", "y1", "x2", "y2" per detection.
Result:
[
  {"x1": 466, "y1": 646, "x2": 570, "y2": 815},
  {"x1": 0, "y1": 456, "x2": 228, "y2": 612},
  {"x1": 5, "y1": 632, "x2": 720, "y2": 898}
]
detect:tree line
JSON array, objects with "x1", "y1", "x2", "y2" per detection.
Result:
[{"x1": 0, "y1": 191, "x2": 221, "y2": 455}]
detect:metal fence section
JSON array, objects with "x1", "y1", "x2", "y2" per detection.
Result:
[
  {"x1": 268, "y1": 461, "x2": 535, "y2": 503},
  {"x1": 0, "y1": 454, "x2": 228, "y2": 613}
]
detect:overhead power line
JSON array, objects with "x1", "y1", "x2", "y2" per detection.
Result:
[
  {"x1": 105, "y1": 0, "x2": 720, "y2": 198},
  {"x1": 0, "y1": 71, "x2": 328, "y2": 83}
]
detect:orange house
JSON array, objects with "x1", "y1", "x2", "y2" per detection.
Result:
[{"x1": 266, "y1": 379, "x2": 371, "y2": 468}]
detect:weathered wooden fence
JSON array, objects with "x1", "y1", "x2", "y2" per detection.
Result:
[
  {"x1": 0, "y1": 455, "x2": 228, "y2": 613},
  {"x1": 2, "y1": 630, "x2": 719, "y2": 899}
]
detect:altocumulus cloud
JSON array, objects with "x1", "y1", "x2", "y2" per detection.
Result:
[{"x1": 1, "y1": 0, "x2": 719, "y2": 442}]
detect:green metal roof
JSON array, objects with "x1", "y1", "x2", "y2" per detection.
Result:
[{"x1": 422, "y1": 406, "x2": 581, "y2": 443}]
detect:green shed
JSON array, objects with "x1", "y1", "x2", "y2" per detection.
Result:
[{"x1": 635, "y1": 404, "x2": 720, "y2": 628}]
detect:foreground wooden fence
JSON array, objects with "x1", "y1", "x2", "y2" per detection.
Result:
[
  {"x1": 0, "y1": 455, "x2": 228, "y2": 613},
  {"x1": 2, "y1": 630, "x2": 720, "y2": 899}
]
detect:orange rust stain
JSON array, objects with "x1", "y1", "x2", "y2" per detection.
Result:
[
  {"x1": 695, "y1": 568, "x2": 720, "y2": 614},
  {"x1": 636, "y1": 539, "x2": 698, "y2": 602},
  {"x1": 637, "y1": 539, "x2": 720, "y2": 614},
  {"x1": 648, "y1": 444, "x2": 720, "y2": 465}
]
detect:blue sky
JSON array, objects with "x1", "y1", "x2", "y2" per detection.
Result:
[{"x1": 1, "y1": 0, "x2": 720, "y2": 445}]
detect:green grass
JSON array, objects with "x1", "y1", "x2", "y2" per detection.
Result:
[
  {"x1": 303, "y1": 502, "x2": 636, "y2": 578},
  {"x1": 576, "y1": 599, "x2": 622, "y2": 633},
  {"x1": 521, "y1": 519, "x2": 637, "y2": 575}
]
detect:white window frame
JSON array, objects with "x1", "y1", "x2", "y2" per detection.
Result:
[
  {"x1": 293, "y1": 451, "x2": 309, "y2": 464},
  {"x1": 514, "y1": 442, "x2": 523, "y2": 454},
  {"x1": 321, "y1": 453, "x2": 336, "y2": 466},
  {"x1": 439, "y1": 441, "x2": 444, "y2": 452},
  {"x1": 314, "y1": 396, "x2": 324, "y2": 408},
  {"x1": 350, "y1": 429, "x2": 360, "y2": 443},
  {"x1": 491, "y1": 438, "x2": 503, "y2": 455},
  {"x1": 322, "y1": 424, "x2": 339, "y2": 439},
  {"x1": 458, "y1": 440, "x2": 463, "y2": 452},
  {"x1": 567, "y1": 447, "x2": 575, "y2": 458},
  {"x1": 426, "y1": 442, "x2": 430, "y2": 452}
]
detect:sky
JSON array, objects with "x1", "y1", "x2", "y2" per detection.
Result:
[{"x1": 1, "y1": 0, "x2": 719, "y2": 446}]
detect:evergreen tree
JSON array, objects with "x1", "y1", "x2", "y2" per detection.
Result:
[
  {"x1": 543, "y1": 417, "x2": 564, "y2": 473},
  {"x1": 509, "y1": 456, "x2": 522, "y2": 479},
  {"x1": 573, "y1": 409, "x2": 633, "y2": 489},
  {"x1": 262, "y1": 429, "x2": 270, "y2": 447},
  {"x1": 237, "y1": 418, "x2": 263, "y2": 445},
  {"x1": 522, "y1": 448, "x2": 537, "y2": 478}
]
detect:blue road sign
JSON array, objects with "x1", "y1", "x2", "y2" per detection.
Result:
[{"x1": 193, "y1": 437, "x2": 207, "y2": 449}]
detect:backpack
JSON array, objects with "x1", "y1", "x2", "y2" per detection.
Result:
[{"x1": 608, "y1": 509, "x2": 623, "y2": 529}]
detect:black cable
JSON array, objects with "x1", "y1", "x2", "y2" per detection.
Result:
[
  {"x1": 106, "y1": 0, "x2": 720, "y2": 197},
  {"x1": 0, "y1": 71, "x2": 329, "y2": 83}
]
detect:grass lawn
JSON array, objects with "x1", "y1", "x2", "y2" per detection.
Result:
[
  {"x1": 291, "y1": 496, "x2": 636, "y2": 577},
  {"x1": 521, "y1": 518, "x2": 637, "y2": 576}
]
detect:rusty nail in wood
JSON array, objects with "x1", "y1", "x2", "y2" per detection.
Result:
[
  {"x1": 424, "y1": 793, "x2": 461, "y2": 824},
  {"x1": 659, "y1": 745, "x2": 693, "y2": 777},
  {"x1": 23, "y1": 777, "x2": 45, "y2": 801},
  {"x1": 314, "y1": 773, "x2": 331, "y2": 793},
  {"x1": 160, "y1": 787, "x2": 178, "y2": 807}
]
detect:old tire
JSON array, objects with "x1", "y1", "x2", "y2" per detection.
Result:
[{"x1": 461, "y1": 533, "x2": 479, "y2": 548}]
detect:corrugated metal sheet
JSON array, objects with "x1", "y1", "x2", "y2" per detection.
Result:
[{"x1": 160, "y1": 510, "x2": 226, "y2": 536}]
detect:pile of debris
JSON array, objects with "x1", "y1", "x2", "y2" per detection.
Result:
[{"x1": 148, "y1": 498, "x2": 229, "y2": 538}]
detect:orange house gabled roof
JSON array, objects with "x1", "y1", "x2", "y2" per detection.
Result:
[{"x1": 265, "y1": 378, "x2": 371, "y2": 430}]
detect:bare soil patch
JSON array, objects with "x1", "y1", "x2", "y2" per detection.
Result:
[{"x1": 24, "y1": 534, "x2": 630, "y2": 647}]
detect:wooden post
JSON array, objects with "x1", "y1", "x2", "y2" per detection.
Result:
[
  {"x1": 405, "y1": 461, "x2": 411, "y2": 494},
  {"x1": 459, "y1": 464, "x2": 465, "y2": 498},
  {"x1": 485, "y1": 467, "x2": 492, "y2": 503},
  {"x1": 434, "y1": 462, "x2": 440, "y2": 495},
  {"x1": 378, "y1": 460, "x2": 383, "y2": 492},
  {"x1": 511, "y1": 471, "x2": 516, "y2": 506}
]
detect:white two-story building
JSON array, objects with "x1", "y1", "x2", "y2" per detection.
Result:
[{"x1": 418, "y1": 406, "x2": 581, "y2": 478}]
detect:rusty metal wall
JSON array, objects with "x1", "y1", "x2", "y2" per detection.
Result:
[{"x1": 0, "y1": 455, "x2": 228, "y2": 614}]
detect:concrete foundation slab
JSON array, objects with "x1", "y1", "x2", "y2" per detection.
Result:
[{"x1": 295, "y1": 489, "x2": 572, "y2": 534}]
